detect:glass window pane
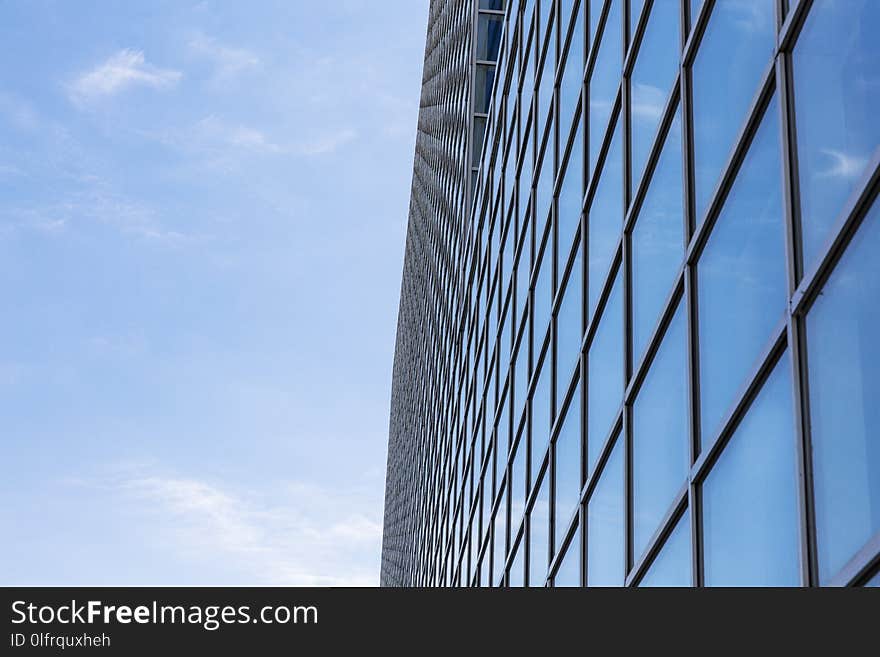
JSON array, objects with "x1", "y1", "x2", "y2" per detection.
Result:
[
  {"x1": 588, "y1": 0, "x2": 622, "y2": 174},
  {"x1": 473, "y1": 116, "x2": 487, "y2": 168},
  {"x1": 639, "y1": 510, "x2": 693, "y2": 587},
  {"x1": 477, "y1": 14, "x2": 505, "y2": 61},
  {"x1": 560, "y1": 6, "x2": 585, "y2": 132},
  {"x1": 806, "y1": 201, "x2": 880, "y2": 584},
  {"x1": 509, "y1": 538, "x2": 525, "y2": 586},
  {"x1": 493, "y1": 489, "x2": 507, "y2": 585},
  {"x1": 865, "y1": 570, "x2": 880, "y2": 588},
  {"x1": 587, "y1": 435, "x2": 625, "y2": 586},
  {"x1": 475, "y1": 64, "x2": 497, "y2": 114},
  {"x1": 631, "y1": 110, "x2": 684, "y2": 363},
  {"x1": 691, "y1": 0, "x2": 775, "y2": 224},
  {"x1": 537, "y1": 26, "x2": 555, "y2": 131},
  {"x1": 536, "y1": 145, "x2": 554, "y2": 239},
  {"x1": 512, "y1": 430, "x2": 527, "y2": 526},
  {"x1": 556, "y1": 247, "x2": 583, "y2": 395},
  {"x1": 531, "y1": 355, "x2": 551, "y2": 477},
  {"x1": 558, "y1": 118, "x2": 584, "y2": 249},
  {"x1": 514, "y1": 333, "x2": 528, "y2": 424},
  {"x1": 697, "y1": 97, "x2": 786, "y2": 443},
  {"x1": 702, "y1": 352, "x2": 800, "y2": 586},
  {"x1": 587, "y1": 272, "x2": 623, "y2": 474},
  {"x1": 632, "y1": 304, "x2": 689, "y2": 560},
  {"x1": 529, "y1": 471, "x2": 550, "y2": 586},
  {"x1": 534, "y1": 240, "x2": 552, "y2": 340},
  {"x1": 630, "y1": 0, "x2": 647, "y2": 38},
  {"x1": 554, "y1": 524, "x2": 581, "y2": 586},
  {"x1": 554, "y1": 384, "x2": 582, "y2": 548},
  {"x1": 630, "y1": 0, "x2": 680, "y2": 195},
  {"x1": 587, "y1": 117, "x2": 623, "y2": 316},
  {"x1": 792, "y1": 0, "x2": 880, "y2": 269}
]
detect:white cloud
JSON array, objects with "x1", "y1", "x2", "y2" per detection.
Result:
[
  {"x1": 68, "y1": 49, "x2": 182, "y2": 104},
  {"x1": 817, "y1": 148, "x2": 869, "y2": 181},
  {"x1": 188, "y1": 33, "x2": 260, "y2": 81},
  {"x1": 195, "y1": 115, "x2": 282, "y2": 153},
  {"x1": 70, "y1": 467, "x2": 382, "y2": 586}
]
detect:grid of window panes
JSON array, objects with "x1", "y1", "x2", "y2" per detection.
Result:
[{"x1": 382, "y1": 0, "x2": 880, "y2": 588}]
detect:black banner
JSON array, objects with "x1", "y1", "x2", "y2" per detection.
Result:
[{"x1": 1, "y1": 587, "x2": 874, "y2": 653}]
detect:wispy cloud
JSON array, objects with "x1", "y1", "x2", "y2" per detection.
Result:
[
  {"x1": 68, "y1": 466, "x2": 381, "y2": 586},
  {"x1": 188, "y1": 33, "x2": 260, "y2": 81},
  {"x1": 817, "y1": 148, "x2": 870, "y2": 181},
  {"x1": 195, "y1": 115, "x2": 282, "y2": 153},
  {"x1": 68, "y1": 49, "x2": 182, "y2": 105}
]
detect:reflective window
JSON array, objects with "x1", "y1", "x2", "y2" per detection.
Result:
[
  {"x1": 632, "y1": 304, "x2": 689, "y2": 560},
  {"x1": 537, "y1": 25, "x2": 555, "y2": 130},
  {"x1": 473, "y1": 116, "x2": 487, "y2": 168},
  {"x1": 589, "y1": 0, "x2": 622, "y2": 174},
  {"x1": 702, "y1": 352, "x2": 800, "y2": 586},
  {"x1": 475, "y1": 64, "x2": 496, "y2": 114},
  {"x1": 639, "y1": 510, "x2": 692, "y2": 587},
  {"x1": 556, "y1": 247, "x2": 583, "y2": 394},
  {"x1": 480, "y1": 0, "x2": 504, "y2": 9},
  {"x1": 590, "y1": 0, "x2": 604, "y2": 47},
  {"x1": 534, "y1": 239, "x2": 553, "y2": 341},
  {"x1": 493, "y1": 491, "x2": 507, "y2": 584},
  {"x1": 691, "y1": 0, "x2": 775, "y2": 223},
  {"x1": 630, "y1": 0, "x2": 679, "y2": 195},
  {"x1": 536, "y1": 145, "x2": 554, "y2": 239},
  {"x1": 587, "y1": 272, "x2": 623, "y2": 474},
  {"x1": 558, "y1": 119, "x2": 584, "y2": 250},
  {"x1": 554, "y1": 524, "x2": 581, "y2": 586},
  {"x1": 531, "y1": 355, "x2": 551, "y2": 477},
  {"x1": 560, "y1": 6, "x2": 585, "y2": 132},
  {"x1": 588, "y1": 117, "x2": 623, "y2": 316},
  {"x1": 554, "y1": 385, "x2": 582, "y2": 548},
  {"x1": 806, "y1": 201, "x2": 880, "y2": 584},
  {"x1": 529, "y1": 471, "x2": 550, "y2": 586},
  {"x1": 631, "y1": 110, "x2": 684, "y2": 364},
  {"x1": 509, "y1": 538, "x2": 524, "y2": 586},
  {"x1": 477, "y1": 14, "x2": 505, "y2": 61},
  {"x1": 698, "y1": 97, "x2": 786, "y2": 443},
  {"x1": 514, "y1": 333, "x2": 529, "y2": 425},
  {"x1": 792, "y1": 0, "x2": 880, "y2": 269},
  {"x1": 587, "y1": 435, "x2": 625, "y2": 586},
  {"x1": 865, "y1": 570, "x2": 880, "y2": 588},
  {"x1": 512, "y1": 430, "x2": 528, "y2": 525}
]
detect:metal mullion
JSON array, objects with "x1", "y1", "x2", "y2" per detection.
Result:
[
  {"x1": 623, "y1": 0, "x2": 653, "y2": 77},
  {"x1": 685, "y1": 61, "x2": 777, "y2": 266},
  {"x1": 583, "y1": 91, "x2": 624, "y2": 214},
  {"x1": 778, "y1": 0, "x2": 813, "y2": 52},
  {"x1": 586, "y1": 0, "x2": 612, "y2": 79},
  {"x1": 829, "y1": 531, "x2": 880, "y2": 588},
  {"x1": 625, "y1": 482, "x2": 688, "y2": 586},
  {"x1": 681, "y1": 0, "x2": 714, "y2": 67},
  {"x1": 548, "y1": 509, "x2": 579, "y2": 580},
  {"x1": 690, "y1": 319, "x2": 788, "y2": 485},
  {"x1": 776, "y1": 26, "x2": 817, "y2": 587},
  {"x1": 623, "y1": 77, "x2": 681, "y2": 235},
  {"x1": 552, "y1": 225, "x2": 583, "y2": 317}
]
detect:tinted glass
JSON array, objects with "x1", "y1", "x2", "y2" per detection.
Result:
[
  {"x1": 639, "y1": 510, "x2": 693, "y2": 587},
  {"x1": 587, "y1": 272, "x2": 623, "y2": 473},
  {"x1": 631, "y1": 110, "x2": 684, "y2": 364},
  {"x1": 477, "y1": 14, "x2": 505, "y2": 61},
  {"x1": 630, "y1": 0, "x2": 680, "y2": 195},
  {"x1": 691, "y1": 0, "x2": 775, "y2": 223},
  {"x1": 534, "y1": 240, "x2": 553, "y2": 341},
  {"x1": 554, "y1": 524, "x2": 581, "y2": 586},
  {"x1": 806, "y1": 201, "x2": 880, "y2": 584},
  {"x1": 475, "y1": 64, "x2": 497, "y2": 114},
  {"x1": 556, "y1": 247, "x2": 583, "y2": 394},
  {"x1": 698, "y1": 97, "x2": 786, "y2": 443},
  {"x1": 529, "y1": 471, "x2": 550, "y2": 586},
  {"x1": 792, "y1": 0, "x2": 880, "y2": 268},
  {"x1": 512, "y1": 431, "x2": 527, "y2": 525},
  {"x1": 587, "y1": 117, "x2": 623, "y2": 316},
  {"x1": 560, "y1": 5, "x2": 585, "y2": 132},
  {"x1": 632, "y1": 305, "x2": 689, "y2": 560},
  {"x1": 588, "y1": 0, "x2": 622, "y2": 174},
  {"x1": 559, "y1": 120, "x2": 585, "y2": 250},
  {"x1": 531, "y1": 355, "x2": 551, "y2": 477},
  {"x1": 702, "y1": 352, "x2": 800, "y2": 586},
  {"x1": 587, "y1": 435, "x2": 625, "y2": 586},
  {"x1": 554, "y1": 385, "x2": 582, "y2": 548}
]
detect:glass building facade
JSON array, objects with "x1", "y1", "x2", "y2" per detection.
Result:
[{"x1": 381, "y1": 0, "x2": 880, "y2": 588}]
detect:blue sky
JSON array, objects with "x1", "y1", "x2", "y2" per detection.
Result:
[{"x1": 0, "y1": 0, "x2": 428, "y2": 586}]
